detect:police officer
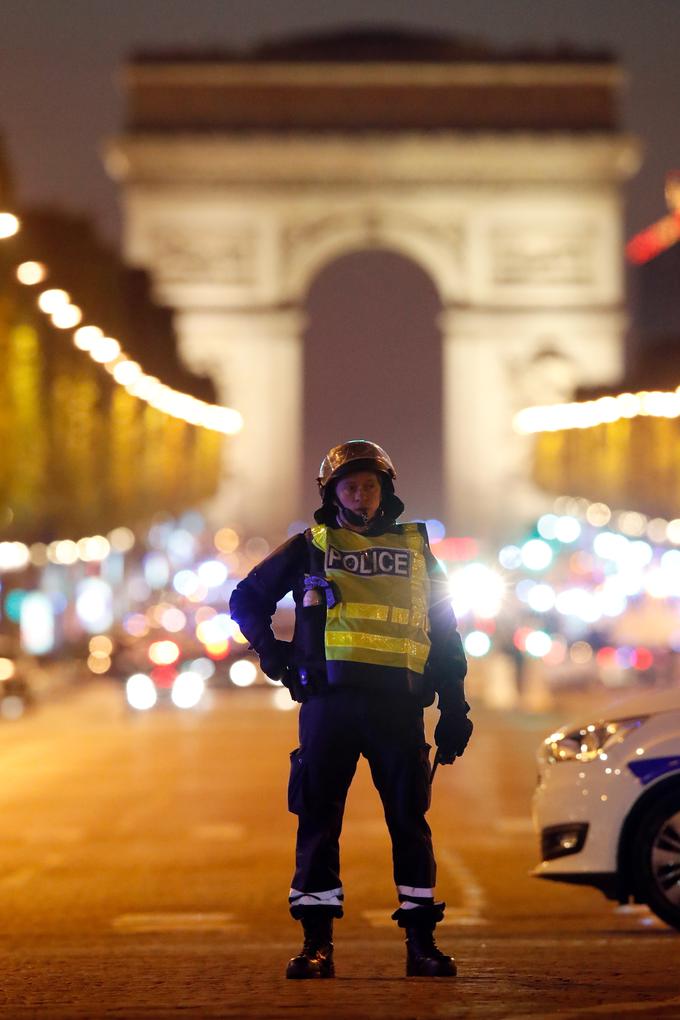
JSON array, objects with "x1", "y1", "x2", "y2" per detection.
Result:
[{"x1": 229, "y1": 441, "x2": 472, "y2": 979}]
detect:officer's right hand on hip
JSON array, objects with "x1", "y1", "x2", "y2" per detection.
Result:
[
  {"x1": 283, "y1": 665, "x2": 319, "y2": 704},
  {"x1": 434, "y1": 713, "x2": 473, "y2": 765},
  {"x1": 259, "y1": 639, "x2": 293, "y2": 682}
]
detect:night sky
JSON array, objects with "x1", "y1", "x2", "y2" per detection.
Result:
[{"x1": 1, "y1": 1, "x2": 679, "y2": 521}]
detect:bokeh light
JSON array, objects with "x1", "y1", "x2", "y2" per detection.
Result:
[
  {"x1": 38, "y1": 288, "x2": 70, "y2": 313},
  {"x1": 126, "y1": 673, "x2": 157, "y2": 711},
  {"x1": 16, "y1": 261, "x2": 46, "y2": 285},
  {"x1": 0, "y1": 212, "x2": 20, "y2": 238},
  {"x1": 229, "y1": 659, "x2": 257, "y2": 687}
]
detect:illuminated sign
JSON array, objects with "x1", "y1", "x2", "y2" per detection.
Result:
[{"x1": 626, "y1": 171, "x2": 680, "y2": 264}]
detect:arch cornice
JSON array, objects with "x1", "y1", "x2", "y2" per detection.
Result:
[{"x1": 107, "y1": 131, "x2": 641, "y2": 186}]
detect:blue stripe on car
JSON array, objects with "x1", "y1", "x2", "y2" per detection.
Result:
[{"x1": 628, "y1": 756, "x2": 680, "y2": 785}]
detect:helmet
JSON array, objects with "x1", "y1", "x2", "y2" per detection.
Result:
[{"x1": 317, "y1": 440, "x2": 396, "y2": 495}]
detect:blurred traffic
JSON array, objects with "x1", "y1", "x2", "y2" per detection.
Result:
[{"x1": 0, "y1": 493, "x2": 680, "y2": 722}]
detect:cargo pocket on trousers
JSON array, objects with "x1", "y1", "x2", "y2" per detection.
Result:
[
  {"x1": 287, "y1": 747, "x2": 307, "y2": 815},
  {"x1": 414, "y1": 744, "x2": 432, "y2": 814}
]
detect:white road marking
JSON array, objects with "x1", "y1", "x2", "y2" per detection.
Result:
[
  {"x1": 192, "y1": 823, "x2": 244, "y2": 841},
  {"x1": 438, "y1": 846, "x2": 487, "y2": 923},
  {"x1": 363, "y1": 847, "x2": 489, "y2": 928},
  {"x1": 111, "y1": 912, "x2": 243, "y2": 933}
]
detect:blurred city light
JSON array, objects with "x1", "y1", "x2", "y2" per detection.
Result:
[
  {"x1": 526, "y1": 583, "x2": 556, "y2": 613},
  {"x1": 16, "y1": 260, "x2": 47, "y2": 285},
  {"x1": 449, "y1": 562, "x2": 506, "y2": 619},
  {"x1": 75, "y1": 578, "x2": 113, "y2": 632},
  {"x1": 88, "y1": 654, "x2": 111, "y2": 675},
  {"x1": 4, "y1": 590, "x2": 27, "y2": 623},
  {"x1": 214, "y1": 528, "x2": 240, "y2": 554},
  {"x1": 586, "y1": 502, "x2": 612, "y2": 527},
  {"x1": 89, "y1": 336, "x2": 121, "y2": 364},
  {"x1": 89, "y1": 635, "x2": 113, "y2": 656},
  {"x1": 186, "y1": 657, "x2": 216, "y2": 681},
  {"x1": 148, "y1": 640, "x2": 180, "y2": 666},
  {"x1": 20, "y1": 593, "x2": 55, "y2": 655},
  {"x1": 173, "y1": 569, "x2": 199, "y2": 597},
  {"x1": 108, "y1": 527, "x2": 135, "y2": 553},
  {"x1": 38, "y1": 288, "x2": 70, "y2": 313},
  {"x1": 498, "y1": 545, "x2": 522, "y2": 570},
  {"x1": 126, "y1": 673, "x2": 157, "y2": 711},
  {"x1": 425, "y1": 519, "x2": 446, "y2": 543},
  {"x1": 554, "y1": 516, "x2": 582, "y2": 543},
  {"x1": 73, "y1": 325, "x2": 103, "y2": 350},
  {"x1": 229, "y1": 659, "x2": 257, "y2": 687},
  {"x1": 0, "y1": 212, "x2": 20, "y2": 238},
  {"x1": 521, "y1": 539, "x2": 553, "y2": 571},
  {"x1": 0, "y1": 211, "x2": 19, "y2": 236},
  {"x1": 464, "y1": 630, "x2": 491, "y2": 657},
  {"x1": 144, "y1": 553, "x2": 171, "y2": 590},
  {"x1": 525, "y1": 630, "x2": 553, "y2": 658},
  {"x1": 160, "y1": 607, "x2": 186, "y2": 633},
  {"x1": 0, "y1": 542, "x2": 30, "y2": 572},
  {"x1": 51, "y1": 304, "x2": 82, "y2": 329},
  {"x1": 112, "y1": 360, "x2": 142, "y2": 385},
  {"x1": 0, "y1": 659, "x2": 15, "y2": 681},
  {"x1": 77, "y1": 536, "x2": 111, "y2": 562},
  {"x1": 197, "y1": 560, "x2": 229, "y2": 588},
  {"x1": 171, "y1": 671, "x2": 205, "y2": 708}
]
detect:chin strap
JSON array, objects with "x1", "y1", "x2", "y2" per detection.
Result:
[
  {"x1": 336, "y1": 504, "x2": 387, "y2": 529},
  {"x1": 337, "y1": 506, "x2": 370, "y2": 527}
]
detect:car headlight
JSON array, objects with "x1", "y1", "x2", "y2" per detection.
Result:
[{"x1": 540, "y1": 716, "x2": 647, "y2": 764}]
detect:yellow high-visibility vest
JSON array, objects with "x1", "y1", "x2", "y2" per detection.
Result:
[{"x1": 310, "y1": 523, "x2": 431, "y2": 674}]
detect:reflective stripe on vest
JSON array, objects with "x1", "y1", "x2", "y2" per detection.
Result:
[{"x1": 310, "y1": 523, "x2": 431, "y2": 673}]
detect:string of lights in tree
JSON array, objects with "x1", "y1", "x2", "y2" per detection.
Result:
[
  {"x1": 517, "y1": 175, "x2": 680, "y2": 435},
  {"x1": 513, "y1": 389, "x2": 680, "y2": 435},
  {"x1": 1, "y1": 212, "x2": 243, "y2": 436}
]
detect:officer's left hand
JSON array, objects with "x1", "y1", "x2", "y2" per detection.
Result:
[{"x1": 434, "y1": 713, "x2": 473, "y2": 764}]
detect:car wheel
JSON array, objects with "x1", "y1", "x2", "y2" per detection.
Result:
[{"x1": 632, "y1": 787, "x2": 680, "y2": 931}]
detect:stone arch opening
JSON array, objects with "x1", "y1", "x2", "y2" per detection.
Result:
[{"x1": 302, "y1": 248, "x2": 444, "y2": 523}]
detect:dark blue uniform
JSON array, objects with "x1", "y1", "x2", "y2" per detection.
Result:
[{"x1": 229, "y1": 521, "x2": 469, "y2": 925}]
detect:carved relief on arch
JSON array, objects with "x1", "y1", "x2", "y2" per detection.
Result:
[
  {"x1": 507, "y1": 344, "x2": 578, "y2": 410},
  {"x1": 281, "y1": 206, "x2": 466, "y2": 301},
  {"x1": 148, "y1": 224, "x2": 258, "y2": 287}
]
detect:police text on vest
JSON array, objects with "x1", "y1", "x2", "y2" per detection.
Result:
[{"x1": 326, "y1": 545, "x2": 412, "y2": 577}]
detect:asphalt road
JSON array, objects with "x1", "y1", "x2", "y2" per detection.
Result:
[{"x1": 0, "y1": 677, "x2": 678, "y2": 1020}]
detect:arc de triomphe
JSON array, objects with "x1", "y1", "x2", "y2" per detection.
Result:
[{"x1": 108, "y1": 30, "x2": 639, "y2": 540}]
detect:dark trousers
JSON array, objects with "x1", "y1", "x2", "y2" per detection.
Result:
[{"x1": 288, "y1": 687, "x2": 436, "y2": 897}]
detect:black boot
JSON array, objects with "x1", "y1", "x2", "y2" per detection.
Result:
[
  {"x1": 286, "y1": 913, "x2": 335, "y2": 979},
  {"x1": 405, "y1": 924, "x2": 456, "y2": 977}
]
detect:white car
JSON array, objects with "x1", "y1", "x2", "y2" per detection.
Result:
[{"x1": 533, "y1": 687, "x2": 680, "y2": 930}]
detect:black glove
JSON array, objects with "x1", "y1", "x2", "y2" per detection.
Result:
[
  {"x1": 258, "y1": 639, "x2": 293, "y2": 682},
  {"x1": 258, "y1": 641, "x2": 316, "y2": 704},
  {"x1": 434, "y1": 712, "x2": 473, "y2": 764}
]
